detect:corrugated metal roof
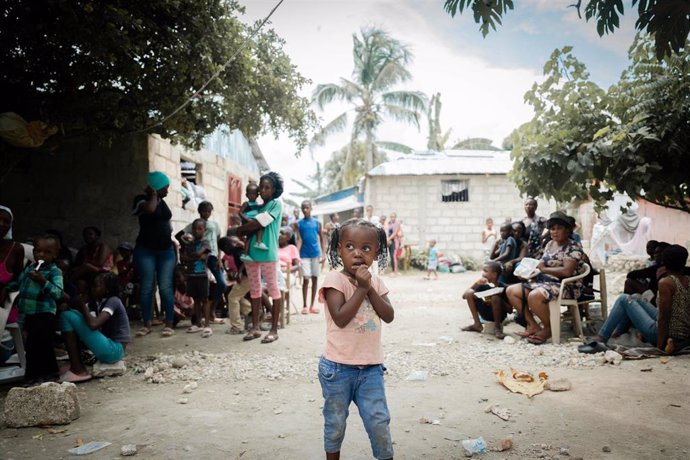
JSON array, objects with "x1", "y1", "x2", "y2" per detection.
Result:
[{"x1": 367, "y1": 149, "x2": 513, "y2": 176}]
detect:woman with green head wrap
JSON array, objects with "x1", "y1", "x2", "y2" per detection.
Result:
[{"x1": 131, "y1": 171, "x2": 176, "y2": 337}]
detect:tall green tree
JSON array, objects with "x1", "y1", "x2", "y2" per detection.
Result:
[
  {"x1": 452, "y1": 137, "x2": 501, "y2": 150},
  {"x1": 323, "y1": 142, "x2": 388, "y2": 192},
  {"x1": 509, "y1": 36, "x2": 690, "y2": 214},
  {"x1": 0, "y1": 0, "x2": 315, "y2": 150},
  {"x1": 311, "y1": 27, "x2": 427, "y2": 173},
  {"x1": 443, "y1": 0, "x2": 690, "y2": 59},
  {"x1": 292, "y1": 162, "x2": 328, "y2": 199}
]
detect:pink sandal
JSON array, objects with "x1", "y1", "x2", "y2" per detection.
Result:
[{"x1": 60, "y1": 370, "x2": 92, "y2": 383}]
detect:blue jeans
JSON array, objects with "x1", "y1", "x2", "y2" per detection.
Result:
[
  {"x1": 134, "y1": 245, "x2": 176, "y2": 323},
  {"x1": 318, "y1": 356, "x2": 393, "y2": 459},
  {"x1": 61, "y1": 310, "x2": 124, "y2": 363},
  {"x1": 599, "y1": 294, "x2": 658, "y2": 344},
  {"x1": 207, "y1": 255, "x2": 227, "y2": 303}
]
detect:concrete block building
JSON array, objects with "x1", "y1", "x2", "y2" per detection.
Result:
[
  {"x1": 1, "y1": 130, "x2": 267, "y2": 250},
  {"x1": 364, "y1": 150, "x2": 556, "y2": 260}
]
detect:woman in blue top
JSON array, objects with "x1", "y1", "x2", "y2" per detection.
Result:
[{"x1": 237, "y1": 172, "x2": 284, "y2": 344}]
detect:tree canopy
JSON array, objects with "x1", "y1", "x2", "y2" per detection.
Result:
[
  {"x1": 443, "y1": 0, "x2": 690, "y2": 59},
  {"x1": 0, "y1": 0, "x2": 315, "y2": 150},
  {"x1": 508, "y1": 36, "x2": 690, "y2": 213},
  {"x1": 310, "y1": 27, "x2": 427, "y2": 173}
]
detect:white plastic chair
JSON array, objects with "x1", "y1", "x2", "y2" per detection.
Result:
[{"x1": 549, "y1": 263, "x2": 591, "y2": 344}]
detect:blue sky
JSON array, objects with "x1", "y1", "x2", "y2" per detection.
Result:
[{"x1": 242, "y1": 0, "x2": 637, "y2": 200}]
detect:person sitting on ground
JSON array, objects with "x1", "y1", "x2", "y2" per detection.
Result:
[
  {"x1": 581, "y1": 245, "x2": 690, "y2": 354},
  {"x1": 72, "y1": 226, "x2": 113, "y2": 286},
  {"x1": 489, "y1": 222, "x2": 518, "y2": 265},
  {"x1": 58, "y1": 272, "x2": 131, "y2": 383},
  {"x1": 425, "y1": 239, "x2": 439, "y2": 280},
  {"x1": 173, "y1": 266, "x2": 194, "y2": 327},
  {"x1": 624, "y1": 241, "x2": 670, "y2": 303},
  {"x1": 506, "y1": 211, "x2": 586, "y2": 345},
  {"x1": 178, "y1": 218, "x2": 213, "y2": 338},
  {"x1": 239, "y1": 183, "x2": 266, "y2": 261},
  {"x1": 461, "y1": 261, "x2": 513, "y2": 339}
]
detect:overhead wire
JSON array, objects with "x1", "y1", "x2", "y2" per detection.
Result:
[{"x1": 131, "y1": 0, "x2": 286, "y2": 134}]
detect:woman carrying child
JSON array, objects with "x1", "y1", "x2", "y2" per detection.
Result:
[
  {"x1": 318, "y1": 218, "x2": 395, "y2": 460},
  {"x1": 59, "y1": 272, "x2": 131, "y2": 382},
  {"x1": 132, "y1": 171, "x2": 176, "y2": 337},
  {"x1": 236, "y1": 172, "x2": 284, "y2": 343}
]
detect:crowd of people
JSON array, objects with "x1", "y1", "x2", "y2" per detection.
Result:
[{"x1": 462, "y1": 198, "x2": 690, "y2": 350}]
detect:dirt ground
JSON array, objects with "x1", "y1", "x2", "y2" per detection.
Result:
[{"x1": 1, "y1": 270, "x2": 689, "y2": 460}]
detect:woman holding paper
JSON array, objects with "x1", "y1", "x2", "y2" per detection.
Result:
[{"x1": 506, "y1": 211, "x2": 586, "y2": 345}]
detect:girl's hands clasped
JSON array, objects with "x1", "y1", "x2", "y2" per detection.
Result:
[{"x1": 354, "y1": 265, "x2": 371, "y2": 290}]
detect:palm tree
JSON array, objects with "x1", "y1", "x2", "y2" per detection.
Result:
[
  {"x1": 311, "y1": 27, "x2": 427, "y2": 173},
  {"x1": 426, "y1": 93, "x2": 453, "y2": 151}
]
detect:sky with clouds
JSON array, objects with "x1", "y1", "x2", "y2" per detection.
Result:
[{"x1": 241, "y1": 0, "x2": 637, "y2": 202}]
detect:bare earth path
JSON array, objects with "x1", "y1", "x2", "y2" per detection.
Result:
[{"x1": 1, "y1": 271, "x2": 689, "y2": 459}]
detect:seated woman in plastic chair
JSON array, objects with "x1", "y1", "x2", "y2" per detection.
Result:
[
  {"x1": 505, "y1": 211, "x2": 586, "y2": 345},
  {"x1": 59, "y1": 272, "x2": 131, "y2": 382}
]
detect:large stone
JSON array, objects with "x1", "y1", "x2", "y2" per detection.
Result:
[
  {"x1": 3, "y1": 382, "x2": 80, "y2": 427},
  {"x1": 92, "y1": 360, "x2": 127, "y2": 377}
]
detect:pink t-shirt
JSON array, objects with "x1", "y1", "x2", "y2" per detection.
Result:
[
  {"x1": 318, "y1": 271, "x2": 389, "y2": 365},
  {"x1": 278, "y1": 244, "x2": 300, "y2": 269}
]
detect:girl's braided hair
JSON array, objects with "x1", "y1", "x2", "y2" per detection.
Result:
[
  {"x1": 260, "y1": 171, "x2": 284, "y2": 199},
  {"x1": 95, "y1": 272, "x2": 121, "y2": 299},
  {"x1": 327, "y1": 218, "x2": 388, "y2": 269}
]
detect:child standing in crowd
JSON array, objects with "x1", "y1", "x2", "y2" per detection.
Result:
[
  {"x1": 482, "y1": 217, "x2": 497, "y2": 260},
  {"x1": 318, "y1": 219, "x2": 395, "y2": 460},
  {"x1": 425, "y1": 239, "x2": 439, "y2": 280},
  {"x1": 236, "y1": 172, "x2": 284, "y2": 344},
  {"x1": 297, "y1": 200, "x2": 325, "y2": 314},
  {"x1": 178, "y1": 219, "x2": 213, "y2": 338},
  {"x1": 461, "y1": 261, "x2": 513, "y2": 339},
  {"x1": 59, "y1": 272, "x2": 131, "y2": 383},
  {"x1": 13, "y1": 234, "x2": 64, "y2": 383},
  {"x1": 490, "y1": 222, "x2": 518, "y2": 264},
  {"x1": 239, "y1": 183, "x2": 266, "y2": 261},
  {"x1": 177, "y1": 201, "x2": 225, "y2": 322}
]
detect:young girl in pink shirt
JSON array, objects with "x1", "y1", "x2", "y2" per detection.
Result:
[{"x1": 318, "y1": 218, "x2": 395, "y2": 460}]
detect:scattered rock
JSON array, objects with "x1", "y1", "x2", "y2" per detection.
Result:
[
  {"x1": 171, "y1": 357, "x2": 189, "y2": 369},
  {"x1": 182, "y1": 382, "x2": 198, "y2": 394},
  {"x1": 485, "y1": 404, "x2": 511, "y2": 421},
  {"x1": 503, "y1": 336, "x2": 516, "y2": 344},
  {"x1": 177, "y1": 398, "x2": 189, "y2": 404},
  {"x1": 121, "y1": 444, "x2": 138, "y2": 456},
  {"x1": 640, "y1": 366, "x2": 653, "y2": 372},
  {"x1": 602, "y1": 445, "x2": 611, "y2": 453},
  {"x1": 496, "y1": 438, "x2": 513, "y2": 452},
  {"x1": 604, "y1": 350, "x2": 622, "y2": 365},
  {"x1": 559, "y1": 446, "x2": 570, "y2": 456},
  {"x1": 545, "y1": 378, "x2": 572, "y2": 392},
  {"x1": 92, "y1": 360, "x2": 126, "y2": 377},
  {"x1": 4, "y1": 382, "x2": 80, "y2": 428},
  {"x1": 660, "y1": 357, "x2": 670, "y2": 364}
]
